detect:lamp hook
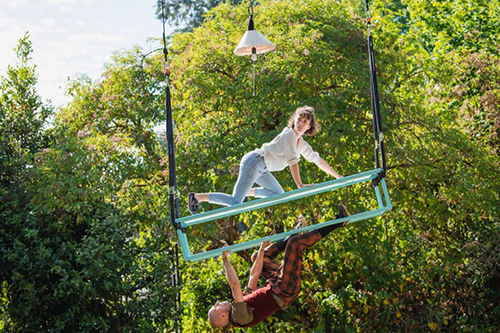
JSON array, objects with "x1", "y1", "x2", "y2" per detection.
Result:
[{"x1": 247, "y1": 0, "x2": 255, "y2": 16}]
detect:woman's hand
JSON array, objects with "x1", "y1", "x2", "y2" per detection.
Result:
[{"x1": 298, "y1": 183, "x2": 315, "y2": 188}]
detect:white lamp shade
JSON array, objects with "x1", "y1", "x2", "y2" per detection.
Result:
[{"x1": 233, "y1": 30, "x2": 276, "y2": 56}]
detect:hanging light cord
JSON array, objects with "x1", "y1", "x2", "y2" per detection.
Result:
[
  {"x1": 253, "y1": 63, "x2": 256, "y2": 96},
  {"x1": 249, "y1": 0, "x2": 257, "y2": 96}
]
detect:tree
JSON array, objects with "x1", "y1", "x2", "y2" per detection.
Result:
[
  {"x1": 0, "y1": 38, "x2": 179, "y2": 332},
  {"x1": 0, "y1": 32, "x2": 53, "y2": 331},
  {"x1": 155, "y1": 0, "x2": 244, "y2": 31},
  {"x1": 162, "y1": 0, "x2": 499, "y2": 331},
  {"x1": 0, "y1": 32, "x2": 53, "y2": 187},
  {"x1": 1, "y1": 31, "x2": 54, "y2": 292},
  {"x1": 1, "y1": 0, "x2": 498, "y2": 331}
]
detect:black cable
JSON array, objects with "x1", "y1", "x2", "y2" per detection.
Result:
[
  {"x1": 364, "y1": 0, "x2": 387, "y2": 185},
  {"x1": 161, "y1": 0, "x2": 180, "y2": 228},
  {"x1": 161, "y1": 1, "x2": 182, "y2": 332}
]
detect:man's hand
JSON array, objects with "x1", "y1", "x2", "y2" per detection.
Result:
[
  {"x1": 259, "y1": 241, "x2": 271, "y2": 251},
  {"x1": 222, "y1": 250, "x2": 230, "y2": 260}
]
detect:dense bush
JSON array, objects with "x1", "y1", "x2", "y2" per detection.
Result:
[{"x1": 0, "y1": 36, "x2": 178, "y2": 332}]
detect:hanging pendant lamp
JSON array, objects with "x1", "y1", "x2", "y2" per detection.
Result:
[{"x1": 234, "y1": 1, "x2": 276, "y2": 61}]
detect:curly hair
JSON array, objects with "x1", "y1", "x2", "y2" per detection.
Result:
[{"x1": 287, "y1": 105, "x2": 320, "y2": 136}]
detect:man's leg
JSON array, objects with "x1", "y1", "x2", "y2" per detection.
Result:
[
  {"x1": 273, "y1": 203, "x2": 348, "y2": 255},
  {"x1": 251, "y1": 245, "x2": 280, "y2": 281},
  {"x1": 318, "y1": 203, "x2": 350, "y2": 237},
  {"x1": 251, "y1": 214, "x2": 307, "y2": 280},
  {"x1": 270, "y1": 230, "x2": 323, "y2": 304},
  {"x1": 271, "y1": 204, "x2": 350, "y2": 304}
]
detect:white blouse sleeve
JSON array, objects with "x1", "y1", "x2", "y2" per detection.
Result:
[
  {"x1": 282, "y1": 129, "x2": 300, "y2": 166},
  {"x1": 300, "y1": 139, "x2": 320, "y2": 163}
]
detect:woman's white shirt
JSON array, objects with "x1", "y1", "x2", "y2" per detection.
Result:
[{"x1": 255, "y1": 127, "x2": 320, "y2": 172}]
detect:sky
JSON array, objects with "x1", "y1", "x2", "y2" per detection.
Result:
[{"x1": 0, "y1": 0, "x2": 167, "y2": 107}]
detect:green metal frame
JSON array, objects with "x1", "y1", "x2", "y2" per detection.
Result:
[{"x1": 177, "y1": 168, "x2": 392, "y2": 262}]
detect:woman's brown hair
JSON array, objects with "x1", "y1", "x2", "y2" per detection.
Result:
[{"x1": 287, "y1": 105, "x2": 320, "y2": 136}]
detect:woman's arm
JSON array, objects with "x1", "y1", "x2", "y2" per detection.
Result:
[
  {"x1": 222, "y1": 251, "x2": 244, "y2": 303},
  {"x1": 315, "y1": 157, "x2": 343, "y2": 179},
  {"x1": 247, "y1": 241, "x2": 270, "y2": 290},
  {"x1": 289, "y1": 163, "x2": 314, "y2": 188}
]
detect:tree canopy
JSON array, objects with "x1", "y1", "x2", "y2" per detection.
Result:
[
  {"x1": 1, "y1": 0, "x2": 499, "y2": 332},
  {"x1": 155, "y1": 0, "x2": 244, "y2": 31}
]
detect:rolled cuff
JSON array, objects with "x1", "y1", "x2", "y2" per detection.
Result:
[
  {"x1": 286, "y1": 157, "x2": 299, "y2": 166},
  {"x1": 305, "y1": 151, "x2": 320, "y2": 163}
]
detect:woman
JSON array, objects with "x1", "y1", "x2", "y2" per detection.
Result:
[{"x1": 188, "y1": 105, "x2": 343, "y2": 215}]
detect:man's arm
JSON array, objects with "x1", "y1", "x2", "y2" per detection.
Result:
[
  {"x1": 248, "y1": 241, "x2": 270, "y2": 290},
  {"x1": 222, "y1": 251, "x2": 244, "y2": 303}
]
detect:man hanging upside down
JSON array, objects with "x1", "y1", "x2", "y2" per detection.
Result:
[{"x1": 208, "y1": 203, "x2": 350, "y2": 328}]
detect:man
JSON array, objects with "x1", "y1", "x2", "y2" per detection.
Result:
[{"x1": 207, "y1": 203, "x2": 350, "y2": 328}]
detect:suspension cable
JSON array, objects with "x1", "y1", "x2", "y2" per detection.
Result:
[
  {"x1": 161, "y1": 1, "x2": 182, "y2": 332},
  {"x1": 364, "y1": 0, "x2": 387, "y2": 185}
]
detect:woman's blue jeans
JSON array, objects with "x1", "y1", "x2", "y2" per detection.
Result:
[{"x1": 209, "y1": 151, "x2": 284, "y2": 207}]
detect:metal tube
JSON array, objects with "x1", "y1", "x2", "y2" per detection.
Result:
[
  {"x1": 178, "y1": 169, "x2": 382, "y2": 226},
  {"x1": 182, "y1": 206, "x2": 392, "y2": 262}
]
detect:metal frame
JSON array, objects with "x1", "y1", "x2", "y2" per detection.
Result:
[
  {"x1": 177, "y1": 168, "x2": 392, "y2": 262},
  {"x1": 167, "y1": 0, "x2": 391, "y2": 265}
]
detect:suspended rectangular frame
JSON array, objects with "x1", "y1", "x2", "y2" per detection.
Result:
[{"x1": 176, "y1": 168, "x2": 392, "y2": 262}]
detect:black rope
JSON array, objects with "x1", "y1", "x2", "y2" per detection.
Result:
[
  {"x1": 161, "y1": 1, "x2": 182, "y2": 332},
  {"x1": 161, "y1": 2, "x2": 180, "y2": 229},
  {"x1": 364, "y1": 0, "x2": 387, "y2": 186}
]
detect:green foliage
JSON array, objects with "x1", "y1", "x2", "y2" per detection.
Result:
[
  {"x1": 165, "y1": 0, "x2": 499, "y2": 331},
  {"x1": 1, "y1": 0, "x2": 499, "y2": 332},
  {"x1": 0, "y1": 32, "x2": 53, "y2": 184},
  {"x1": 155, "y1": 0, "x2": 244, "y2": 31},
  {"x1": 0, "y1": 38, "x2": 179, "y2": 331}
]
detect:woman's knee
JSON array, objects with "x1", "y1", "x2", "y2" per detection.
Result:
[
  {"x1": 231, "y1": 195, "x2": 245, "y2": 205},
  {"x1": 267, "y1": 186, "x2": 284, "y2": 196}
]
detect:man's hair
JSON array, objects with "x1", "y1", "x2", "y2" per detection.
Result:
[
  {"x1": 208, "y1": 307, "x2": 228, "y2": 327},
  {"x1": 287, "y1": 105, "x2": 320, "y2": 136}
]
